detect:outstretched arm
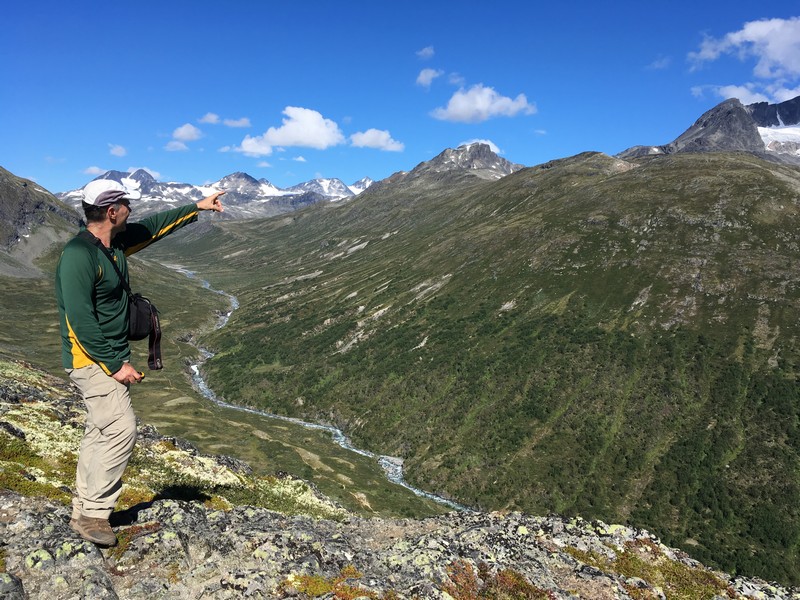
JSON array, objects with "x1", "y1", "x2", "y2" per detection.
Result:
[{"x1": 196, "y1": 191, "x2": 225, "y2": 212}]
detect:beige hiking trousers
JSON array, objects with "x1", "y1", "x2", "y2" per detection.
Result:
[{"x1": 67, "y1": 363, "x2": 137, "y2": 519}]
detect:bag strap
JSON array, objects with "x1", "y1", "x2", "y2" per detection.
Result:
[
  {"x1": 78, "y1": 230, "x2": 132, "y2": 296},
  {"x1": 78, "y1": 230, "x2": 164, "y2": 371},
  {"x1": 148, "y1": 307, "x2": 163, "y2": 370}
]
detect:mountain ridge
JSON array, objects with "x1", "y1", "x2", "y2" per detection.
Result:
[
  {"x1": 618, "y1": 95, "x2": 800, "y2": 164},
  {"x1": 55, "y1": 144, "x2": 522, "y2": 219}
]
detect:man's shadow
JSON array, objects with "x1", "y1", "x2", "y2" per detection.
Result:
[{"x1": 109, "y1": 485, "x2": 212, "y2": 527}]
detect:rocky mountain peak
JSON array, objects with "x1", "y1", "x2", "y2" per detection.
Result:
[
  {"x1": 409, "y1": 143, "x2": 525, "y2": 181},
  {"x1": 747, "y1": 95, "x2": 800, "y2": 127},
  {"x1": 617, "y1": 94, "x2": 800, "y2": 164},
  {"x1": 127, "y1": 169, "x2": 157, "y2": 184},
  {"x1": 218, "y1": 171, "x2": 260, "y2": 187},
  {"x1": 667, "y1": 98, "x2": 766, "y2": 154}
]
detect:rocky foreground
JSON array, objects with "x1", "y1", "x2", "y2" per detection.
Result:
[{"x1": 0, "y1": 359, "x2": 797, "y2": 599}]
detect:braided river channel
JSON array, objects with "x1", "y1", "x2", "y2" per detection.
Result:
[{"x1": 172, "y1": 267, "x2": 469, "y2": 514}]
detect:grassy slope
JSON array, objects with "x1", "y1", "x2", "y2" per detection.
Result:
[{"x1": 148, "y1": 152, "x2": 800, "y2": 584}]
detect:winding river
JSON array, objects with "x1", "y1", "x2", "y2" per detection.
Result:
[{"x1": 170, "y1": 266, "x2": 470, "y2": 513}]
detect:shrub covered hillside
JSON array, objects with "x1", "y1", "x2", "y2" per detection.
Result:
[{"x1": 148, "y1": 151, "x2": 800, "y2": 585}]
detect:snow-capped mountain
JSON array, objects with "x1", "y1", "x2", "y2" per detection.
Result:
[
  {"x1": 407, "y1": 143, "x2": 525, "y2": 181},
  {"x1": 348, "y1": 177, "x2": 374, "y2": 196},
  {"x1": 57, "y1": 171, "x2": 374, "y2": 219},
  {"x1": 285, "y1": 178, "x2": 355, "y2": 200},
  {"x1": 58, "y1": 169, "x2": 207, "y2": 209},
  {"x1": 205, "y1": 172, "x2": 293, "y2": 205},
  {"x1": 750, "y1": 96, "x2": 800, "y2": 158}
]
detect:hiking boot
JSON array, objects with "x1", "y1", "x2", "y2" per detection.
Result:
[{"x1": 70, "y1": 515, "x2": 117, "y2": 546}]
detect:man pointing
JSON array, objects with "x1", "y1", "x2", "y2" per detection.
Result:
[{"x1": 55, "y1": 179, "x2": 224, "y2": 546}]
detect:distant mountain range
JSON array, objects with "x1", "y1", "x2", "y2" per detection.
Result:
[
  {"x1": 55, "y1": 143, "x2": 525, "y2": 219},
  {"x1": 56, "y1": 169, "x2": 376, "y2": 219}
]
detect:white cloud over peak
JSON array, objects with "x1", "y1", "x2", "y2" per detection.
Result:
[
  {"x1": 431, "y1": 84, "x2": 537, "y2": 123},
  {"x1": 688, "y1": 17, "x2": 800, "y2": 102},
  {"x1": 416, "y1": 46, "x2": 435, "y2": 60},
  {"x1": 350, "y1": 129, "x2": 405, "y2": 152},
  {"x1": 84, "y1": 166, "x2": 105, "y2": 175},
  {"x1": 236, "y1": 107, "x2": 345, "y2": 156},
  {"x1": 237, "y1": 136, "x2": 273, "y2": 157},
  {"x1": 416, "y1": 68, "x2": 444, "y2": 88},
  {"x1": 173, "y1": 123, "x2": 203, "y2": 141},
  {"x1": 772, "y1": 84, "x2": 800, "y2": 102},
  {"x1": 459, "y1": 138, "x2": 501, "y2": 153},
  {"x1": 719, "y1": 84, "x2": 771, "y2": 104},
  {"x1": 224, "y1": 117, "x2": 251, "y2": 128},
  {"x1": 109, "y1": 144, "x2": 126, "y2": 157},
  {"x1": 199, "y1": 112, "x2": 221, "y2": 124}
]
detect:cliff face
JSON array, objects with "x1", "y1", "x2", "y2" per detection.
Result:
[{"x1": 0, "y1": 358, "x2": 796, "y2": 599}]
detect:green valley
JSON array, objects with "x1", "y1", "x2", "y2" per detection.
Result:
[{"x1": 147, "y1": 151, "x2": 800, "y2": 584}]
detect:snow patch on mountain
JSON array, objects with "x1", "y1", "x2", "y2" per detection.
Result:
[{"x1": 759, "y1": 126, "x2": 800, "y2": 156}]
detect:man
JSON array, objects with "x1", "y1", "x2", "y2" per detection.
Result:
[{"x1": 55, "y1": 179, "x2": 225, "y2": 546}]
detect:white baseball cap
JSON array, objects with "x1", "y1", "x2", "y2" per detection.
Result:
[{"x1": 83, "y1": 179, "x2": 142, "y2": 207}]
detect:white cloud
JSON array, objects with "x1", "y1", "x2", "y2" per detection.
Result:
[
  {"x1": 449, "y1": 73, "x2": 466, "y2": 86},
  {"x1": 692, "y1": 82, "x2": 771, "y2": 104},
  {"x1": 224, "y1": 117, "x2": 251, "y2": 128},
  {"x1": 173, "y1": 123, "x2": 203, "y2": 141},
  {"x1": 416, "y1": 68, "x2": 444, "y2": 88},
  {"x1": 689, "y1": 17, "x2": 800, "y2": 79},
  {"x1": 165, "y1": 140, "x2": 189, "y2": 152},
  {"x1": 688, "y1": 17, "x2": 800, "y2": 103},
  {"x1": 717, "y1": 84, "x2": 771, "y2": 104},
  {"x1": 293, "y1": 156, "x2": 307, "y2": 162},
  {"x1": 109, "y1": 144, "x2": 126, "y2": 157},
  {"x1": 128, "y1": 167, "x2": 161, "y2": 179},
  {"x1": 431, "y1": 84, "x2": 537, "y2": 123},
  {"x1": 199, "y1": 112, "x2": 220, "y2": 124},
  {"x1": 647, "y1": 55, "x2": 671, "y2": 70},
  {"x1": 236, "y1": 107, "x2": 345, "y2": 156},
  {"x1": 351, "y1": 129, "x2": 405, "y2": 151},
  {"x1": 84, "y1": 166, "x2": 106, "y2": 175},
  {"x1": 237, "y1": 135, "x2": 274, "y2": 157},
  {"x1": 459, "y1": 138, "x2": 501, "y2": 153},
  {"x1": 771, "y1": 84, "x2": 800, "y2": 102},
  {"x1": 416, "y1": 46, "x2": 435, "y2": 60},
  {"x1": 257, "y1": 161, "x2": 272, "y2": 167}
]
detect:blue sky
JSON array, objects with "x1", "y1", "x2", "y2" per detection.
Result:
[{"x1": 2, "y1": 1, "x2": 799, "y2": 194}]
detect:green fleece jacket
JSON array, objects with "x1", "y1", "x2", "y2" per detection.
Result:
[{"x1": 55, "y1": 204, "x2": 200, "y2": 375}]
